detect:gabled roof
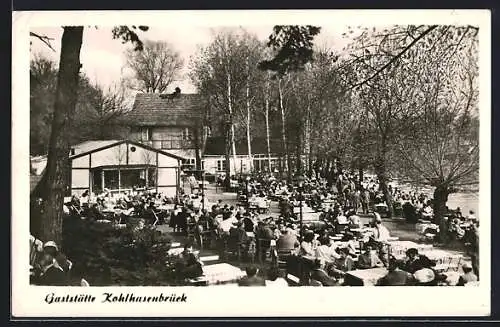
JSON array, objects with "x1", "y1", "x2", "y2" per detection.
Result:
[
  {"x1": 126, "y1": 93, "x2": 203, "y2": 127},
  {"x1": 69, "y1": 139, "x2": 186, "y2": 161},
  {"x1": 71, "y1": 140, "x2": 121, "y2": 156}
]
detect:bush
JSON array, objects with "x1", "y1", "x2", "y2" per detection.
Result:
[{"x1": 62, "y1": 218, "x2": 177, "y2": 286}]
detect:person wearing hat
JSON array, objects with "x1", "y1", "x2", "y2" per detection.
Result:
[
  {"x1": 457, "y1": 262, "x2": 478, "y2": 286},
  {"x1": 370, "y1": 212, "x2": 391, "y2": 266},
  {"x1": 33, "y1": 243, "x2": 68, "y2": 286},
  {"x1": 403, "y1": 248, "x2": 436, "y2": 274},
  {"x1": 43, "y1": 241, "x2": 59, "y2": 257}
]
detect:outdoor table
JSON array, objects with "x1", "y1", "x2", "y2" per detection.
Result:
[
  {"x1": 388, "y1": 240, "x2": 433, "y2": 259},
  {"x1": 345, "y1": 267, "x2": 388, "y2": 286},
  {"x1": 187, "y1": 263, "x2": 246, "y2": 286},
  {"x1": 158, "y1": 204, "x2": 175, "y2": 211},
  {"x1": 294, "y1": 207, "x2": 316, "y2": 214},
  {"x1": 302, "y1": 212, "x2": 322, "y2": 221},
  {"x1": 167, "y1": 248, "x2": 200, "y2": 256}
]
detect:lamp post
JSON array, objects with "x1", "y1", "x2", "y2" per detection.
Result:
[{"x1": 200, "y1": 170, "x2": 205, "y2": 211}]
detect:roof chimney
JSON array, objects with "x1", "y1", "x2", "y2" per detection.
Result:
[{"x1": 159, "y1": 87, "x2": 181, "y2": 100}]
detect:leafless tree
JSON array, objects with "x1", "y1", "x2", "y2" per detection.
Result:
[{"x1": 125, "y1": 40, "x2": 184, "y2": 93}]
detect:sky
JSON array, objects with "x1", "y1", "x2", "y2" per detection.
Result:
[{"x1": 30, "y1": 25, "x2": 349, "y2": 94}]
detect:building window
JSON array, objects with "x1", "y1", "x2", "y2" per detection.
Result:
[
  {"x1": 217, "y1": 159, "x2": 227, "y2": 171},
  {"x1": 182, "y1": 158, "x2": 196, "y2": 171},
  {"x1": 141, "y1": 127, "x2": 152, "y2": 141},
  {"x1": 182, "y1": 128, "x2": 193, "y2": 141}
]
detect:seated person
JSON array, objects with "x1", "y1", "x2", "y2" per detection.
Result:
[
  {"x1": 334, "y1": 247, "x2": 355, "y2": 273},
  {"x1": 242, "y1": 214, "x2": 255, "y2": 232},
  {"x1": 176, "y1": 243, "x2": 203, "y2": 279},
  {"x1": 277, "y1": 227, "x2": 300, "y2": 254},
  {"x1": 310, "y1": 259, "x2": 340, "y2": 286},
  {"x1": 341, "y1": 232, "x2": 358, "y2": 257},
  {"x1": 376, "y1": 258, "x2": 415, "y2": 286},
  {"x1": 315, "y1": 236, "x2": 341, "y2": 264},
  {"x1": 421, "y1": 202, "x2": 434, "y2": 220},
  {"x1": 228, "y1": 222, "x2": 249, "y2": 250},
  {"x1": 403, "y1": 248, "x2": 436, "y2": 274},
  {"x1": 299, "y1": 230, "x2": 316, "y2": 257},
  {"x1": 265, "y1": 267, "x2": 289, "y2": 287},
  {"x1": 465, "y1": 210, "x2": 477, "y2": 223},
  {"x1": 457, "y1": 262, "x2": 478, "y2": 286},
  {"x1": 357, "y1": 245, "x2": 384, "y2": 269},
  {"x1": 348, "y1": 214, "x2": 362, "y2": 229},
  {"x1": 336, "y1": 209, "x2": 348, "y2": 225},
  {"x1": 238, "y1": 266, "x2": 266, "y2": 286},
  {"x1": 32, "y1": 251, "x2": 68, "y2": 286}
]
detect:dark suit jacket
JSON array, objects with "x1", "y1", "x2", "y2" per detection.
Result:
[
  {"x1": 377, "y1": 269, "x2": 415, "y2": 286},
  {"x1": 310, "y1": 268, "x2": 338, "y2": 286},
  {"x1": 36, "y1": 265, "x2": 67, "y2": 286},
  {"x1": 238, "y1": 275, "x2": 266, "y2": 286},
  {"x1": 404, "y1": 255, "x2": 436, "y2": 273}
]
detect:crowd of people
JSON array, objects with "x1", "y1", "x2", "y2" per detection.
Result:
[{"x1": 30, "y1": 169, "x2": 478, "y2": 287}]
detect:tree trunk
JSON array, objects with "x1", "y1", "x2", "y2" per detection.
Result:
[
  {"x1": 194, "y1": 123, "x2": 202, "y2": 179},
  {"x1": 434, "y1": 184, "x2": 450, "y2": 244},
  {"x1": 304, "y1": 96, "x2": 312, "y2": 177},
  {"x1": 374, "y1": 143, "x2": 394, "y2": 218},
  {"x1": 224, "y1": 123, "x2": 231, "y2": 190},
  {"x1": 264, "y1": 88, "x2": 271, "y2": 172},
  {"x1": 39, "y1": 27, "x2": 84, "y2": 247},
  {"x1": 358, "y1": 167, "x2": 364, "y2": 190},
  {"x1": 227, "y1": 73, "x2": 238, "y2": 177},
  {"x1": 295, "y1": 129, "x2": 302, "y2": 176},
  {"x1": 278, "y1": 78, "x2": 290, "y2": 181},
  {"x1": 245, "y1": 69, "x2": 253, "y2": 173}
]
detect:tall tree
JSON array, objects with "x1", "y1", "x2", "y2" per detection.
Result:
[
  {"x1": 190, "y1": 30, "x2": 256, "y2": 188},
  {"x1": 125, "y1": 40, "x2": 183, "y2": 93},
  {"x1": 30, "y1": 55, "x2": 58, "y2": 155},
  {"x1": 259, "y1": 25, "x2": 321, "y2": 180},
  {"x1": 31, "y1": 26, "x2": 147, "y2": 245}
]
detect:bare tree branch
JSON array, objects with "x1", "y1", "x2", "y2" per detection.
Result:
[
  {"x1": 30, "y1": 32, "x2": 56, "y2": 52},
  {"x1": 351, "y1": 25, "x2": 438, "y2": 89}
]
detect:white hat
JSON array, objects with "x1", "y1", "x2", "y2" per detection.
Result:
[
  {"x1": 413, "y1": 268, "x2": 435, "y2": 283},
  {"x1": 43, "y1": 241, "x2": 59, "y2": 251}
]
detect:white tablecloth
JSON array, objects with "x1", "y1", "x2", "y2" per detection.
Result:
[
  {"x1": 198, "y1": 263, "x2": 245, "y2": 285},
  {"x1": 346, "y1": 268, "x2": 388, "y2": 286}
]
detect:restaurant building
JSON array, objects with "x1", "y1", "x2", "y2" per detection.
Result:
[{"x1": 69, "y1": 139, "x2": 184, "y2": 197}]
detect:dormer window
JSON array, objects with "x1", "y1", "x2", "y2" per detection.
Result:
[
  {"x1": 182, "y1": 127, "x2": 193, "y2": 141},
  {"x1": 141, "y1": 127, "x2": 152, "y2": 141}
]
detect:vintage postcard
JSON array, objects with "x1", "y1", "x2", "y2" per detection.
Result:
[{"x1": 12, "y1": 9, "x2": 491, "y2": 317}]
